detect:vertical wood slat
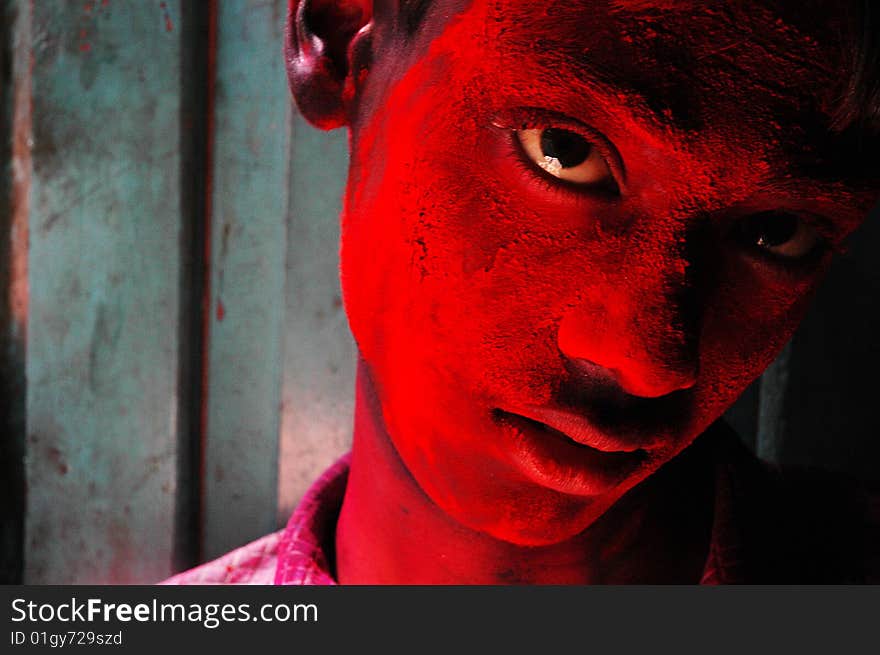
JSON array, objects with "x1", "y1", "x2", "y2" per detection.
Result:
[
  {"x1": 756, "y1": 343, "x2": 792, "y2": 464},
  {"x1": 201, "y1": 0, "x2": 290, "y2": 560},
  {"x1": 277, "y1": 116, "x2": 354, "y2": 523},
  {"x1": 24, "y1": 1, "x2": 189, "y2": 583}
]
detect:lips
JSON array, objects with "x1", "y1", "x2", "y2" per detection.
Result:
[
  {"x1": 519, "y1": 405, "x2": 654, "y2": 452},
  {"x1": 493, "y1": 406, "x2": 653, "y2": 496}
]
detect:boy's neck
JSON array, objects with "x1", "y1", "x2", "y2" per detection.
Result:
[{"x1": 335, "y1": 359, "x2": 714, "y2": 584}]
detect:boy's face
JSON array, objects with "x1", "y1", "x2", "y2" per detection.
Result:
[{"x1": 339, "y1": 0, "x2": 879, "y2": 544}]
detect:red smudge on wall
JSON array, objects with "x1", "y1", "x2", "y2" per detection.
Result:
[
  {"x1": 160, "y1": 2, "x2": 174, "y2": 33},
  {"x1": 78, "y1": 27, "x2": 90, "y2": 53},
  {"x1": 45, "y1": 447, "x2": 69, "y2": 476}
]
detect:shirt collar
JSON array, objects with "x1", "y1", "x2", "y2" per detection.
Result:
[{"x1": 274, "y1": 453, "x2": 350, "y2": 585}]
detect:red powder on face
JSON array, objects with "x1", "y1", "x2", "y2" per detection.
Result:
[{"x1": 338, "y1": 0, "x2": 879, "y2": 546}]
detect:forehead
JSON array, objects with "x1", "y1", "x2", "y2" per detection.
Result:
[
  {"x1": 486, "y1": 1, "x2": 844, "y2": 125},
  {"x1": 415, "y1": 1, "x2": 847, "y2": 116}
]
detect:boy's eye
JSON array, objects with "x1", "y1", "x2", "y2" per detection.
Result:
[
  {"x1": 733, "y1": 211, "x2": 824, "y2": 260},
  {"x1": 516, "y1": 127, "x2": 615, "y2": 188}
]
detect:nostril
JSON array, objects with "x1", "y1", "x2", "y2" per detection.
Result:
[
  {"x1": 562, "y1": 355, "x2": 697, "y2": 401},
  {"x1": 556, "y1": 305, "x2": 699, "y2": 400},
  {"x1": 563, "y1": 357, "x2": 625, "y2": 394}
]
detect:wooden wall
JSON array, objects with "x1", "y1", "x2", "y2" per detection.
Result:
[
  {"x1": 0, "y1": 0, "x2": 875, "y2": 584},
  {"x1": 0, "y1": 0, "x2": 353, "y2": 584}
]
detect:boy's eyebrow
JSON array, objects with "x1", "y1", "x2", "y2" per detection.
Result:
[
  {"x1": 554, "y1": 45, "x2": 831, "y2": 137},
  {"x1": 522, "y1": 4, "x2": 835, "y2": 135},
  {"x1": 550, "y1": 49, "x2": 703, "y2": 133},
  {"x1": 609, "y1": 0, "x2": 698, "y2": 8},
  {"x1": 796, "y1": 139, "x2": 880, "y2": 191},
  {"x1": 592, "y1": 70, "x2": 700, "y2": 133}
]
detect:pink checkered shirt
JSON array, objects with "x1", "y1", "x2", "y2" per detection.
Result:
[{"x1": 162, "y1": 427, "x2": 876, "y2": 585}]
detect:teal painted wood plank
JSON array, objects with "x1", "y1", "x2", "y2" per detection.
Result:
[
  {"x1": 25, "y1": 0, "x2": 186, "y2": 583},
  {"x1": 202, "y1": 0, "x2": 290, "y2": 559},
  {"x1": 277, "y1": 115, "x2": 354, "y2": 523}
]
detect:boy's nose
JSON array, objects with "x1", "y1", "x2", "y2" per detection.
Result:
[
  {"x1": 556, "y1": 281, "x2": 699, "y2": 399},
  {"x1": 558, "y1": 344, "x2": 698, "y2": 399}
]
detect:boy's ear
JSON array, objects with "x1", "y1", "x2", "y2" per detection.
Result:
[{"x1": 285, "y1": 0, "x2": 374, "y2": 129}]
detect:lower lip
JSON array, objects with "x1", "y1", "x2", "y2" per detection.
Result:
[{"x1": 495, "y1": 411, "x2": 650, "y2": 496}]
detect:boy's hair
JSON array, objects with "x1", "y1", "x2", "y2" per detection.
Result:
[{"x1": 834, "y1": 0, "x2": 880, "y2": 134}]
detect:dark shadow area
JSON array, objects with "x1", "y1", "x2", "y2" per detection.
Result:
[
  {"x1": 0, "y1": 0, "x2": 26, "y2": 584},
  {"x1": 173, "y1": 1, "x2": 215, "y2": 573},
  {"x1": 776, "y1": 201, "x2": 880, "y2": 481},
  {"x1": 724, "y1": 378, "x2": 761, "y2": 454}
]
